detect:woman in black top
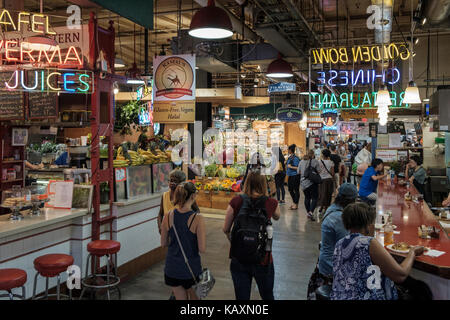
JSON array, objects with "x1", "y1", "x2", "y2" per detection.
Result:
[{"x1": 274, "y1": 148, "x2": 286, "y2": 204}]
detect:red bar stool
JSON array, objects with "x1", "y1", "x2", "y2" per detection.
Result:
[
  {"x1": 0, "y1": 269, "x2": 27, "y2": 300},
  {"x1": 80, "y1": 240, "x2": 121, "y2": 300},
  {"x1": 32, "y1": 254, "x2": 74, "y2": 300}
]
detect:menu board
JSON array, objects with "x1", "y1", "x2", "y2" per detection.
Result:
[
  {"x1": 28, "y1": 91, "x2": 58, "y2": 119},
  {"x1": 0, "y1": 72, "x2": 24, "y2": 120},
  {"x1": 27, "y1": 70, "x2": 58, "y2": 119},
  {"x1": 376, "y1": 149, "x2": 398, "y2": 162}
]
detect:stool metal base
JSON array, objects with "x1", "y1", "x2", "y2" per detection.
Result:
[
  {"x1": 32, "y1": 272, "x2": 72, "y2": 300},
  {"x1": 0, "y1": 286, "x2": 25, "y2": 300},
  {"x1": 79, "y1": 252, "x2": 121, "y2": 300}
]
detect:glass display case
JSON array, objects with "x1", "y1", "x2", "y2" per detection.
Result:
[
  {"x1": 126, "y1": 165, "x2": 152, "y2": 199},
  {"x1": 152, "y1": 162, "x2": 172, "y2": 193}
]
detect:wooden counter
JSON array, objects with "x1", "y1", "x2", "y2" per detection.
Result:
[{"x1": 376, "y1": 180, "x2": 450, "y2": 279}]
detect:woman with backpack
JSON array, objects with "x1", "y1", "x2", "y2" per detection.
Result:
[
  {"x1": 317, "y1": 149, "x2": 335, "y2": 217},
  {"x1": 161, "y1": 182, "x2": 206, "y2": 300},
  {"x1": 223, "y1": 171, "x2": 281, "y2": 300},
  {"x1": 286, "y1": 144, "x2": 301, "y2": 210},
  {"x1": 298, "y1": 150, "x2": 320, "y2": 221},
  {"x1": 274, "y1": 147, "x2": 286, "y2": 204}
]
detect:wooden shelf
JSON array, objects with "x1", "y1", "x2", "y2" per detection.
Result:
[
  {"x1": 2, "y1": 160, "x2": 23, "y2": 164},
  {"x1": 1, "y1": 179, "x2": 23, "y2": 183}
]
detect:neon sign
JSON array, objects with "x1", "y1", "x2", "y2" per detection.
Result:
[
  {"x1": 0, "y1": 9, "x2": 56, "y2": 34},
  {"x1": 317, "y1": 68, "x2": 400, "y2": 87},
  {"x1": 310, "y1": 91, "x2": 408, "y2": 110},
  {"x1": 311, "y1": 43, "x2": 410, "y2": 65},
  {"x1": 1, "y1": 69, "x2": 93, "y2": 93}
]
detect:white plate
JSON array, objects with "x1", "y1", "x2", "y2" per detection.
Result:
[{"x1": 386, "y1": 244, "x2": 410, "y2": 254}]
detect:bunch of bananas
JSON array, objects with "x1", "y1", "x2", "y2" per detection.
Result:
[
  {"x1": 127, "y1": 150, "x2": 144, "y2": 166},
  {"x1": 114, "y1": 146, "x2": 130, "y2": 167},
  {"x1": 138, "y1": 148, "x2": 158, "y2": 164},
  {"x1": 153, "y1": 149, "x2": 170, "y2": 163}
]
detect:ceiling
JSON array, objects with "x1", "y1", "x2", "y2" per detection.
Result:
[{"x1": 8, "y1": 0, "x2": 449, "y2": 96}]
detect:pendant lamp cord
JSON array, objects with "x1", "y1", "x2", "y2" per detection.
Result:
[{"x1": 409, "y1": 0, "x2": 414, "y2": 83}]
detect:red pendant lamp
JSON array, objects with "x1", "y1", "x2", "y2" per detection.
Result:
[
  {"x1": 189, "y1": 0, "x2": 233, "y2": 39},
  {"x1": 266, "y1": 54, "x2": 293, "y2": 78}
]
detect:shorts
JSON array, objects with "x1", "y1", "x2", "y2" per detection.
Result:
[{"x1": 165, "y1": 274, "x2": 198, "y2": 290}]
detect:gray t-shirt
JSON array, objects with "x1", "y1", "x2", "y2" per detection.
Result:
[
  {"x1": 298, "y1": 159, "x2": 320, "y2": 190},
  {"x1": 410, "y1": 166, "x2": 427, "y2": 184},
  {"x1": 318, "y1": 159, "x2": 334, "y2": 179}
]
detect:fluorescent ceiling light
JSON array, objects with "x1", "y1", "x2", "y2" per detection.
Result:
[
  {"x1": 127, "y1": 79, "x2": 145, "y2": 85},
  {"x1": 114, "y1": 58, "x2": 125, "y2": 68}
]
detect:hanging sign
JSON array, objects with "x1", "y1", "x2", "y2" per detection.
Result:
[
  {"x1": 321, "y1": 110, "x2": 339, "y2": 130},
  {"x1": 268, "y1": 82, "x2": 296, "y2": 93},
  {"x1": 340, "y1": 109, "x2": 378, "y2": 120},
  {"x1": 276, "y1": 107, "x2": 302, "y2": 122},
  {"x1": 369, "y1": 123, "x2": 378, "y2": 138},
  {"x1": 307, "y1": 111, "x2": 322, "y2": 128},
  {"x1": 152, "y1": 54, "x2": 195, "y2": 123}
]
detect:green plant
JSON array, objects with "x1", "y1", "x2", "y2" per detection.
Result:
[
  {"x1": 389, "y1": 161, "x2": 402, "y2": 175},
  {"x1": 114, "y1": 100, "x2": 141, "y2": 135}
]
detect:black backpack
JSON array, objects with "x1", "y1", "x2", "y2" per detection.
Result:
[
  {"x1": 230, "y1": 195, "x2": 269, "y2": 264},
  {"x1": 304, "y1": 160, "x2": 322, "y2": 184}
]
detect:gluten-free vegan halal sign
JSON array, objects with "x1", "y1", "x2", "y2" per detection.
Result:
[{"x1": 154, "y1": 56, "x2": 194, "y2": 100}]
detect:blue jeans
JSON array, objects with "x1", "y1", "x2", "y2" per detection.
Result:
[{"x1": 230, "y1": 258, "x2": 275, "y2": 300}]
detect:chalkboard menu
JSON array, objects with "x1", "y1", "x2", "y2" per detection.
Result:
[
  {"x1": 27, "y1": 70, "x2": 58, "y2": 119},
  {"x1": 28, "y1": 91, "x2": 58, "y2": 119},
  {"x1": 0, "y1": 72, "x2": 24, "y2": 120}
]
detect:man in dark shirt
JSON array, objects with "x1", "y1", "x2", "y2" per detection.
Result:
[{"x1": 329, "y1": 145, "x2": 342, "y2": 194}]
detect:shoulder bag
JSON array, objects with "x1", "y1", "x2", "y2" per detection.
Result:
[
  {"x1": 171, "y1": 212, "x2": 215, "y2": 299},
  {"x1": 321, "y1": 160, "x2": 333, "y2": 178}
]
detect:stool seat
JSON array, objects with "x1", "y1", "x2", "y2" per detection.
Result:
[
  {"x1": 34, "y1": 254, "x2": 74, "y2": 277},
  {"x1": 0, "y1": 269, "x2": 27, "y2": 291},
  {"x1": 87, "y1": 240, "x2": 121, "y2": 256}
]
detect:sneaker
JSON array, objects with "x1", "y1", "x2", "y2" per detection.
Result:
[{"x1": 307, "y1": 212, "x2": 315, "y2": 221}]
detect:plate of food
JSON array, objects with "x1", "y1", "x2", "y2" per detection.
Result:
[{"x1": 386, "y1": 242, "x2": 411, "y2": 253}]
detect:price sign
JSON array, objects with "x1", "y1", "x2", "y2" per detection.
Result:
[{"x1": 115, "y1": 168, "x2": 127, "y2": 182}]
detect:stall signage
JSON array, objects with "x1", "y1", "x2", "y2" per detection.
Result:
[
  {"x1": 115, "y1": 168, "x2": 127, "y2": 182},
  {"x1": 153, "y1": 54, "x2": 196, "y2": 123},
  {"x1": 317, "y1": 67, "x2": 400, "y2": 87},
  {"x1": 311, "y1": 43, "x2": 410, "y2": 65},
  {"x1": 307, "y1": 111, "x2": 322, "y2": 128},
  {"x1": 0, "y1": 9, "x2": 87, "y2": 67},
  {"x1": 322, "y1": 110, "x2": 338, "y2": 130},
  {"x1": 268, "y1": 82, "x2": 296, "y2": 93},
  {"x1": 340, "y1": 109, "x2": 378, "y2": 120},
  {"x1": 376, "y1": 149, "x2": 398, "y2": 162},
  {"x1": 0, "y1": 68, "x2": 93, "y2": 93},
  {"x1": 276, "y1": 107, "x2": 302, "y2": 122},
  {"x1": 310, "y1": 91, "x2": 408, "y2": 110}
]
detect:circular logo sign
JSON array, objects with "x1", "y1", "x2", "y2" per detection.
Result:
[{"x1": 154, "y1": 56, "x2": 194, "y2": 100}]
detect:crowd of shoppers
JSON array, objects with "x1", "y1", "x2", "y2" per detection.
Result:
[{"x1": 160, "y1": 140, "x2": 431, "y2": 301}]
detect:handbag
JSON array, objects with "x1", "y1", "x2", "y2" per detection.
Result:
[
  {"x1": 305, "y1": 160, "x2": 322, "y2": 184},
  {"x1": 171, "y1": 213, "x2": 215, "y2": 299}
]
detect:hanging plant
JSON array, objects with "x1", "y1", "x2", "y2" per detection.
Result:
[{"x1": 114, "y1": 100, "x2": 141, "y2": 135}]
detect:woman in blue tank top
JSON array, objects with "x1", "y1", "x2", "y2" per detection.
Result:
[{"x1": 161, "y1": 182, "x2": 206, "y2": 300}]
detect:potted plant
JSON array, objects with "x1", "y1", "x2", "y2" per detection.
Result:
[{"x1": 100, "y1": 182, "x2": 110, "y2": 204}]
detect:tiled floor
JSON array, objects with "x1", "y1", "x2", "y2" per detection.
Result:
[{"x1": 119, "y1": 194, "x2": 322, "y2": 300}]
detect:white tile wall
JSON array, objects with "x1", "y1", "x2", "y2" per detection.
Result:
[{"x1": 0, "y1": 199, "x2": 161, "y2": 299}]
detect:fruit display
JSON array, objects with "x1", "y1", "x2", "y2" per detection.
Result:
[
  {"x1": 114, "y1": 145, "x2": 172, "y2": 168},
  {"x1": 204, "y1": 164, "x2": 218, "y2": 177},
  {"x1": 113, "y1": 146, "x2": 130, "y2": 168}
]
